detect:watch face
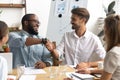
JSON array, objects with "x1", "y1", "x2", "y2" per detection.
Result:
[
  {"x1": 42, "y1": 38, "x2": 47, "y2": 44},
  {"x1": 45, "y1": 62, "x2": 50, "y2": 67}
]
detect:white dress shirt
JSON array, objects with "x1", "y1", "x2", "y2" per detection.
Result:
[
  {"x1": 0, "y1": 56, "x2": 8, "y2": 80},
  {"x1": 56, "y1": 30, "x2": 106, "y2": 65}
]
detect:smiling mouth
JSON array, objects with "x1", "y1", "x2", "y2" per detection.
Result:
[{"x1": 35, "y1": 29, "x2": 38, "y2": 32}]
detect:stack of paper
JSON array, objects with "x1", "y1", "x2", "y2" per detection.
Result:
[
  {"x1": 66, "y1": 72, "x2": 94, "y2": 80},
  {"x1": 24, "y1": 67, "x2": 46, "y2": 74},
  {"x1": 19, "y1": 75, "x2": 36, "y2": 80}
]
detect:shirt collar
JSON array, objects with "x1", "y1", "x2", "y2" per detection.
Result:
[
  {"x1": 21, "y1": 30, "x2": 41, "y2": 38},
  {"x1": 83, "y1": 30, "x2": 89, "y2": 38},
  {"x1": 73, "y1": 30, "x2": 89, "y2": 39},
  {"x1": 21, "y1": 30, "x2": 34, "y2": 37}
]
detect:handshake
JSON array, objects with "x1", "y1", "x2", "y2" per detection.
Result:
[{"x1": 41, "y1": 38, "x2": 55, "y2": 53}]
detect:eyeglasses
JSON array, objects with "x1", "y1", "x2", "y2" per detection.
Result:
[{"x1": 27, "y1": 20, "x2": 40, "y2": 24}]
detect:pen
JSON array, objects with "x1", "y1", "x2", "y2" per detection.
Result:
[{"x1": 71, "y1": 73, "x2": 84, "y2": 80}]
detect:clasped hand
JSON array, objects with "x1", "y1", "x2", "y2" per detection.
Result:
[
  {"x1": 44, "y1": 40, "x2": 55, "y2": 52},
  {"x1": 34, "y1": 61, "x2": 46, "y2": 69},
  {"x1": 75, "y1": 62, "x2": 91, "y2": 74}
]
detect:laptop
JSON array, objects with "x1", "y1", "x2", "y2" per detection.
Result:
[{"x1": 0, "y1": 52, "x2": 13, "y2": 74}]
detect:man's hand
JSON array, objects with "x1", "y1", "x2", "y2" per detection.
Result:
[
  {"x1": 76, "y1": 62, "x2": 90, "y2": 69},
  {"x1": 76, "y1": 68, "x2": 91, "y2": 74},
  {"x1": 45, "y1": 40, "x2": 55, "y2": 52},
  {"x1": 35, "y1": 61, "x2": 46, "y2": 69}
]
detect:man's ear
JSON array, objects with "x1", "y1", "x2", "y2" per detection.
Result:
[
  {"x1": 81, "y1": 18, "x2": 86, "y2": 24},
  {"x1": 24, "y1": 21, "x2": 28, "y2": 26}
]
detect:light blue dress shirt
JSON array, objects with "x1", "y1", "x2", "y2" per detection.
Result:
[{"x1": 8, "y1": 30, "x2": 53, "y2": 68}]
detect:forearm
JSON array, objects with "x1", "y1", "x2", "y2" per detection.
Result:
[
  {"x1": 90, "y1": 69, "x2": 103, "y2": 74},
  {"x1": 88, "y1": 60, "x2": 104, "y2": 67},
  {"x1": 88, "y1": 62, "x2": 98, "y2": 67},
  {"x1": 100, "y1": 71, "x2": 112, "y2": 80},
  {"x1": 25, "y1": 37, "x2": 42, "y2": 46},
  {"x1": 51, "y1": 49, "x2": 59, "y2": 59}
]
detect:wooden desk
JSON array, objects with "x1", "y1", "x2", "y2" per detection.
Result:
[{"x1": 11, "y1": 65, "x2": 100, "y2": 80}]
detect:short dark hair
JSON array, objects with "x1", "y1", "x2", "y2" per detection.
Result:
[
  {"x1": 0, "y1": 21, "x2": 9, "y2": 40},
  {"x1": 21, "y1": 14, "x2": 35, "y2": 26},
  {"x1": 71, "y1": 8, "x2": 90, "y2": 23}
]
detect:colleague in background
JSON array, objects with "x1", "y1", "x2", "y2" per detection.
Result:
[
  {"x1": 65, "y1": 14, "x2": 120, "y2": 80},
  {"x1": 8, "y1": 14, "x2": 53, "y2": 68},
  {"x1": 0, "y1": 21, "x2": 9, "y2": 80},
  {"x1": 45, "y1": 8, "x2": 106, "y2": 69},
  {"x1": 100, "y1": 14, "x2": 120, "y2": 80}
]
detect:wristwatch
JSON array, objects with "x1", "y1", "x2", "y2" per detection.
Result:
[
  {"x1": 41, "y1": 38, "x2": 47, "y2": 44},
  {"x1": 45, "y1": 62, "x2": 51, "y2": 67}
]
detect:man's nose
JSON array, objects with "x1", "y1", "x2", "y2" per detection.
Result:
[{"x1": 37, "y1": 22, "x2": 40, "y2": 26}]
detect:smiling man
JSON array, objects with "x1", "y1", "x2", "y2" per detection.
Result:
[
  {"x1": 8, "y1": 14, "x2": 53, "y2": 68},
  {"x1": 45, "y1": 8, "x2": 106, "y2": 69}
]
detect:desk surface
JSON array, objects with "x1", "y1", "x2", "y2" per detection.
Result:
[{"x1": 11, "y1": 65, "x2": 100, "y2": 80}]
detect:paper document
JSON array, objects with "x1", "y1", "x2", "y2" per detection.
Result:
[
  {"x1": 66, "y1": 72, "x2": 80, "y2": 80},
  {"x1": 19, "y1": 75, "x2": 36, "y2": 80},
  {"x1": 68, "y1": 65, "x2": 76, "y2": 68},
  {"x1": 66, "y1": 72, "x2": 94, "y2": 80},
  {"x1": 24, "y1": 67, "x2": 46, "y2": 74}
]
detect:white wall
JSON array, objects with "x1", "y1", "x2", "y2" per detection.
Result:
[
  {"x1": 87, "y1": 0, "x2": 104, "y2": 35},
  {"x1": 0, "y1": 0, "x2": 25, "y2": 27},
  {"x1": 0, "y1": 0, "x2": 119, "y2": 38},
  {"x1": 87, "y1": 0, "x2": 118, "y2": 35},
  {"x1": 26, "y1": 0, "x2": 51, "y2": 37},
  {"x1": 0, "y1": 0, "x2": 51, "y2": 37}
]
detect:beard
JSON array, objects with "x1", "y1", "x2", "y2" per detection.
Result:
[
  {"x1": 72, "y1": 26, "x2": 75, "y2": 30},
  {"x1": 71, "y1": 23, "x2": 77, "y2": 30},
  {"x1": 28, "y1": 24, "x2": 38, "y2": 35},
  {"x1": 71, "y1": 23, "x2": 80, "y2": 30}
]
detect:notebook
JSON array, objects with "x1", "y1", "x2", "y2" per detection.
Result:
[{"x1": 0, "y1": 52, "x2": 13, "y2": 74}]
